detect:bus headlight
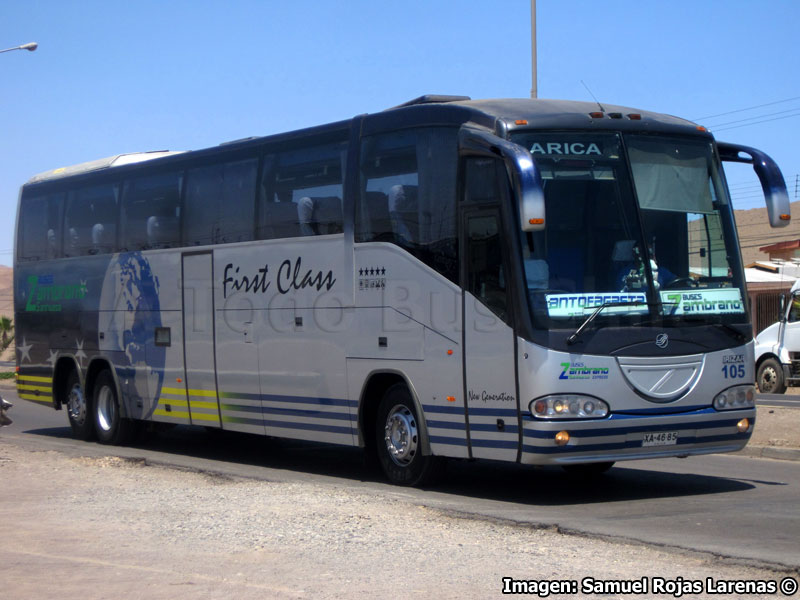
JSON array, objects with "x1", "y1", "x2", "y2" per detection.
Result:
[
  {"x1": 713, "y1": 385, "x2": 755, "y2": 411},
  {"x1": 530, "y1": 395, "x2": 609, "y2": 419}
]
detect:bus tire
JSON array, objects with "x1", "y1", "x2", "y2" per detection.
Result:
[
  {"x1": 375, "y1": 383, "x2": 442, "y2": 487},
  {"x1": 66, "y1": 370, "x2": 95, "y2": 441},
  {"x1": 757, "y1": 358, "x2": 786, "y2": 394},
  {"x1": 562, "y1": 461, "x2": 615, "y2": 476},
  {"x1": 93, "y1": 370, "x2": 138, "y2": 445}
]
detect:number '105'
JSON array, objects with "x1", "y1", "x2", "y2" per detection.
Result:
[{"x1": 722, "y1": 364, "x2": 746, "y2": 378}]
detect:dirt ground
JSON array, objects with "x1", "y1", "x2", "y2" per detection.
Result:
[
  {"x1": 748, "y1": 405, "x2": 800, "y2": 448},
  {"x1": 1, "y1": 441, "x2": 797, "y2": 600}
]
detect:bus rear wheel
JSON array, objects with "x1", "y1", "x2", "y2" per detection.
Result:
[
  {"x1": 66, "y1": 371, "x2": 94, "y2": 441},
  {"x1": 93, "y1": 370, "x2": 138, "y2": 445},
  {"x1": 375, "y1": 384, "x2": 442, "y2": 487}
]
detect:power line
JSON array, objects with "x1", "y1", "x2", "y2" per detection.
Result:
[
  {"x1": 708, "y1": 106, "x2": 800, "y2": 129},
  {"x1": 693, "y1": 96, "x2": 800, "y2": 121},
  {"x1": 712, "y1": 111, "x2": 800, "y2": 132}
]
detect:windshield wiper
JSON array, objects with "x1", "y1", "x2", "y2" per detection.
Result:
[
  {"x1": 680, "y1": 317, "x2": 749, "y2": 342},
  {"x1": 566, "y1": 301, "x2": 649, "y2": 346}
]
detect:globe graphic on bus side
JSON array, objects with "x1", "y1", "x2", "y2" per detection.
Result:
[{"x1": 97, "y1": 252, "x2": 165, "y2": 419}]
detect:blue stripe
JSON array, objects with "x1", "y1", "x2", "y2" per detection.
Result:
[
  {"x1": 470, "y1": 438, "x2": 519, "y2": 449},
  {"x1": 470, "y1": 423, "x2": 519, "y2": 434},
  {"x1": 223, "y1": 403, "x2": 353, "y2": 422},
  {"x1": 611, "y1": 406, "x2": 716, "y2": 417},
  {"x1": 224, "y1": 416, "x2": 264, "y2": 427},
  {"x1": 223, "y1": 391, "x2": 357, "y2": 408},
  {"x1": 264, "y1": 419, "x2": 356, "y2": 436},
  {"x1": 523, "y1": 432, "x2": 751, "y2": 454},
  {"x1": 422, "y1": 404, "x2": 465, "y2": 415},
  {"x1": 262, "y1": 393, "x2": 357, "y2": 408},
  {"x1": 467, "y1": 407, "x2": 519, "y2": 417},
  {"x1": 430, "y1": 435, "x2": 469, "y2": 447},
  {"x1": 520, "y1": 407, "x2": 741, "y2": 423},
  {"x1": 427, "y1": 420, "x2": 466, "y2": 431},
  {"x1": 263, "y1": 406, "x2": 353, "y2": 421},
  {"x1": 424, "y1": 404, "x2": 520, "y2": 418},
  {"x1": 522, "y1": 417, "x2": 754, "y2": 439}
]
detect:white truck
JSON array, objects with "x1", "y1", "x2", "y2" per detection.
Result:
[{"x1": 755, "y1": 279, "x2": 800, "y2": 393}]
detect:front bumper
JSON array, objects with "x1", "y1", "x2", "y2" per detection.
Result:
[{"x1": 520, "y1": 407, "x2": 755, "y2": 465}]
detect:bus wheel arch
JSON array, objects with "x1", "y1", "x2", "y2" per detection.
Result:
[
  {"x1": 358, "y1": 371, "x2": 432, "y2": 457},
  {"x1": 358, "y1": 371, "x2": 442, "y2": 486},
  {"x1": 54, "y1": 357, "x2": 94, "y2": 440},
  {"x1": 91, "y1": 368, "x2": 139, "y2": 445},
  {"x1": 374, "y1": 382, "x2": 443, "y2": 486}
]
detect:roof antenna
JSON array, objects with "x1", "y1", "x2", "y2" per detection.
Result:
[{"x1": 581, "y1": 80, "x2": 605, "y2": 113}]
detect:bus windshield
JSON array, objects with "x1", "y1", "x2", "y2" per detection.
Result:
[{"x1": 510, "y1": 131, "x2": 747, "y2": 329}]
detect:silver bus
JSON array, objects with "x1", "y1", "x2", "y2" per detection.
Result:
[{"x1": 14, "y1": 96, "x2": 790, "y2": 485}]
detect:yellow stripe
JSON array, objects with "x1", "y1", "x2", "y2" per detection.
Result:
[
  {"x1": 189, "y1": 400, "x2": 218, "y2": 410},
  {"x1": 187, "y1": 388, "x2": 217, "y2": 398},
  {"x1": 161, "y1": 386, "x2": 217, "y2": 399},
  {"x1": 153, "y1": 409, "x2": 191, "y2": 419},
  {"x1": 158, "y1": 399, "x2": 189, "y2": 409},
  {"x1": 19, "y1": 393, "x2": 52, "y2": 405},
  {"x1": 161, "y1": 386, "x2": 187, "y2": 396},
  {"x1": 17, "y1": 383, "x2": 52, "y2": 393},
  {"x1": 18, "y1": 375, "x2": 53, "y2": 383},
  {"x1": 190, "y1": 413, "x2": 221, "y2": 423}
]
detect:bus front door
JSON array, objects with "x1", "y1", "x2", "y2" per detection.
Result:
[
  {"x1": 460, "y1": 157, "x2": 521, "y2": 461},
  {"x1": 181, "y1": 252, "x2": 222, "y2": 427}
]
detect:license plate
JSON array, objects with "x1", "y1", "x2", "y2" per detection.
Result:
[{"x1": 642, "y1": 431, "x2": 679, "y2": 447}]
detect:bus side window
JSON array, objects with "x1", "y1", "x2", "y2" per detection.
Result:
[
  {"x1": 357, "y1": 128, "x2": 458, "y2": 284},
  {"x1": 184, "y1": 158, "x2": 257, "y2": 246},
  {"x1": 258, "y1": 142, "x2": 346, "y2": 240},
  {"x1": 63, "y1": 184, "x2": 118, "y2": 257},
  {"x1": 121, "y1": 172, "x2": 182, "y2": 251},
  {"x1": 18, "y1": 193, "x2": 63, "y2": 261}
]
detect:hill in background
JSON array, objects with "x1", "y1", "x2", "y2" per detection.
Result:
[
  {"x1": 0, "y1": 265, "x2": 11, "y2": 320},
  {"x1": 735, "y1": 200, "x2": 800, "y2": 265}
]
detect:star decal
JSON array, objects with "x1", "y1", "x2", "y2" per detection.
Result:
[
  {"x1": 17, "y1": 337, "x2": 33, "y2": 363},
  {"x1": 46, "y1": 350, "x2": 59, "y2": 368},
  {"x1": 75, "y1": 339, "x2": 87, "y2": 368}
]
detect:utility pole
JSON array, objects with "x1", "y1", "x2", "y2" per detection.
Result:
[{"x1": 530, "y1": 0, "x2": 537, "y2": 99}]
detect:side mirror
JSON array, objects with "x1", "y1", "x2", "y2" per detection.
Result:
[
  {"x1": 780, "y1": 293, "x2": 787, "y2": 322},
  {"x1": 459, "y1": 128, "x2": 546, "y2": 231},
  {"x1": 717, "y1": 142, "x2": 791, "y2": 228}
]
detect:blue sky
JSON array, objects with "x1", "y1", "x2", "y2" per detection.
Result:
[{"x1": 2, "y1": 0, "x2": 798, "y2": 267}]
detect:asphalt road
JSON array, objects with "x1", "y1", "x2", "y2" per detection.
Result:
[
  {"x1": 2, "y1": 387, "x2": 798, "y2": 571},
  {"x1": 757, "y1": 393, "x2": 800, "y2": 408}
]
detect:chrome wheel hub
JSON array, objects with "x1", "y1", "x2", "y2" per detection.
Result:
[
  {"x1": 384, "y1": 405, "x2": 418, "y2": 466},
  {"x1": 96, "y1": 385, "x2": 115, "y2": 432},
  {"x1": 67, "y1": 383, "x2": 86, "y2": 426}
]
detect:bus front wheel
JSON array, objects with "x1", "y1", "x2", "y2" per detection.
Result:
[
  {"x1": 66, "y1": 371, "x2": 94, "y2": 441},
  {"x1": 375, "y1": 384, "x2": 442, "y2": 487},
  {"x1": 93, "y1": 370, "x2": 138, "y2": 445}
]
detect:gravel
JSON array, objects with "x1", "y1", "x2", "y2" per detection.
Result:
[{"x1": 1, "y1": 441, "x2": 796, "y2": 599}]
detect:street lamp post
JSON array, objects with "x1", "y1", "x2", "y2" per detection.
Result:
[
  {"x1": 0, "y1": 42, "x2": 38, "y2": 54},
  {"x1": 530, "y1": 0, "x2": 537, "y2": 99}
]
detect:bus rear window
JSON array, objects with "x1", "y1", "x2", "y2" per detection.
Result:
[{"x1": 18, "y1": 193, "x2": 63, "y2": 261}]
